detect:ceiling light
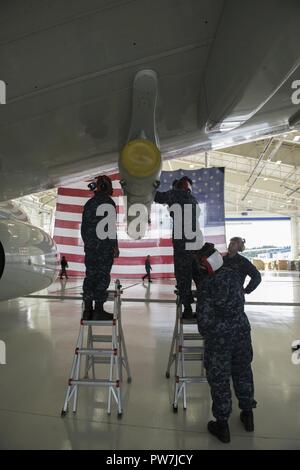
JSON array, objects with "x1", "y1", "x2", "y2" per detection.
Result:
[
  {"x1": 189, "y1": 164, "x2": 195, "y2": 168},
  {"x1": 263, "y1": 177, "x2": 268, "y2": 181},
  {"x1": 280, "y1": 205, "x2": 285, "y2": 208},
  {"x1": 275, "y1": 160, "x2": 282, "y2": 165},
  {"x1": 293, "y1": 136, "x2": 300, "y2": 142},
  {"x1": 248, "y1": 200, "x2": 252, "y2": 203},
  {"x1": 287, "y1": 200, "x2": 292, "y2": 203}
]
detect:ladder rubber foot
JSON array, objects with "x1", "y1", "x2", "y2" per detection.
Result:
[
  {"x1": 117, "y1": 413, "x2": 123, "y2": 419},
  {"x1": 61, "y1": 410, "x2": 68, "y2": 417},
  {"x1": 173, "y1": 405, "x2": 178, "y2": 413},
  {"x1": 166, "y1": 372, "x2": 170, "y2": 378},
  {"x1": 127, "y1": 377, "x2": 132, "y2": 384}
]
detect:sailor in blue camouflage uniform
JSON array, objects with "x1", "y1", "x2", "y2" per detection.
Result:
[
  {"x1": 223, "y1": 236, "x2": 261, "y2": 296},
  {"x1": 81, "y1": 175, "x2": 119, "y2": 321},
  {"x1": 195, "y1": 243, "x2": 257, "y2": 443},
  {"x1": 155, "y1": 176, "x2": 204, "y2": 319}
]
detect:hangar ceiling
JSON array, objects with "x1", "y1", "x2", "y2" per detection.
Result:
[
  {"x1": 12, "y1": 130, "x2": 300, "y2": 234},
  {"x1": 168, "y1": 130, "x2": 300, "y2": 215}
]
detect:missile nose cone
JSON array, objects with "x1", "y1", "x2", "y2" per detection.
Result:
[
  {"x1": 120, "y1": 140, "x2": 161, "y2": 178},
  {"x1": 119, "y1": 139, "x2": 162, "y2": 239}
]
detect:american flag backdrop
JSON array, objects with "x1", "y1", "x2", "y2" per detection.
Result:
[{"x1": 53, "y1": 167, "x2": 226, "y2": 278}]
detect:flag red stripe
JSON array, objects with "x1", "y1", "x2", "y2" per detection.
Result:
[
  {"x1": 58, "y1": 187, "x2": 123, "y2": 198},
  {"x1": 54, "y1": 236, "x2": 173, "y2": 248},
  {"x1": 119, "y1": 239, "x2": 173, "y2": 248},
  {"x1": 54, "y1": 236, "x2": 83, "y2": 246},
  {"x1": 54, "y1": 234, "x2": 222, "y2": 248},
  {"x1": 66, "y1": 270, "x2": 174, "y2": 279},
  {"x1": 56, "y1": 203, "x2": 83, "y2": 214},
  {"x1": 107, "y1": 173, "x2": 121, "y2": 181},
  {"x1": 55, "y1": 220, "x2": 81, "y2": 230},
  {"x1": 54, "y1": 252, "x2": 175, "y2": 265},
  {"x1": 56, "y1": 203, "x2": 124, "y2": 214}
]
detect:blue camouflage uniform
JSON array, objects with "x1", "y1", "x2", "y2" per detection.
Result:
[
  {"x1": 154, "y1": 188, "x2": 202, "y2": 306},
  {"x1": 223, "y1": 253, "x2": 261, "y2": 295},
  {"x1": 81, "y1": 191, "x2": 118, "y2": 303},
  {"x1": 196, "y1": 267, "x2": 257, "y2": 422}
]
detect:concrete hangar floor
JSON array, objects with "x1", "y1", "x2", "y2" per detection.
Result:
[{"x1": 0, "y1": 272, "x2": 299, "y2": 450}]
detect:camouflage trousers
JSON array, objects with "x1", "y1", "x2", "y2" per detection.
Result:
[
  {"x1": 82, "y1": 249, "x2": 114, "y2": 303},
  {"x1": 204, "y1": 329, "x2": 257, "y2": 422},
  {"x1": 173, "y1": 246, "x2": 203, "y2": 306}
]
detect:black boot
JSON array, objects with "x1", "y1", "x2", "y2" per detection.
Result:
[
  {"x1": 82, "y1": 300, "x2": 93, "y2": 321},
  {"x1": 93, "y1": 302, "x2": 113, "y2": 321},
  {"x1": 240, "y1": 410, "x2": 254, "y2": 432},
  {"x1": 182, "y1": 305, "x2": 193, "y2": 320},
  {"x1": 207, "y1": 420, "x2": 231, "y2": 443}
]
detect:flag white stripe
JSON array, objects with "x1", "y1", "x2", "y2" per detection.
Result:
[
  {"x1": 67, "y1": 261, "x2": 175, "y2": 274},
  {"x1": 58, "y1": 180, "x2": 121, "y2": 191},
  {"x1": 55, "y1": 243, "x2": 225, "y2": 256},
  {"x1": 57, "y1": 195, "x2": 123, "y2": 206},
  {"x1": 54, "y1": 213, "x2": 226, "y2": 239},
  {"x1": 55, "y1": 211, "x2": 82, "y2": 222},
  {"x1": 56, "y1": 244, "x2": 174, "y2": 256}
]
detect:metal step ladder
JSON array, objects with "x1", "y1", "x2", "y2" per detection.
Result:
[
  {"x1": 61, "y1": 280, "x2": 131, "y2": 417},
  {"x1": 166, "y1": 290, "x2": 206, "y2": 412}
]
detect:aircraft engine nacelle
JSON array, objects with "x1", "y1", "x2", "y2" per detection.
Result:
[
  {"x1": 119, "y1": 139, "x2": 161, "y2": 239},
  {"x1": 0, "y1": 217, "x2": 59, "y2": 300}
]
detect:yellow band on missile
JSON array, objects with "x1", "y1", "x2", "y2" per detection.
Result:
[{"x1": 120, "y1": 139, "x2": 161, "y2": 178}]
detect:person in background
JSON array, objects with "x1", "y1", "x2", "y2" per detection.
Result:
[
  {"x1": 60, "y1": 256, "x2": 69, "y2": 280},
  {"x1": 195, "y1": 243, "x2": 257, "y2": 444},
  {"x1": 223, "y1": 237, "x2": 261, "y2": 296},
  {"x1": 142, "y1": 255, "x2": 152, "y2": 283}
]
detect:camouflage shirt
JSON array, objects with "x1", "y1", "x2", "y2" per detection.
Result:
[
  {"x1": 196, "y1": 266, "x2": 251, "y2": 338},
  {"x1": 154, "y1": 188, "x2": 201, "y2": 248},
  {"x1": 223, "y1": 253, "x2": 261, "y2": 294},
  {"x1": 81, "y1": 191, "x2": 118, "y2": 252}
]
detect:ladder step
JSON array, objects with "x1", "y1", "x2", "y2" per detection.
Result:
[
  {"x1": 92, "y1": 356, "x2": 126, "y2": 365},
  {"x1": 181, "y1": 346, "x2": 204, "y2": 353},
  {"x1": 92, "y1": 357, "x2": 113, "y2": 364},
  {"x1": 177, "y1": 376, "x2": 207, "y2": 383},
  {"x1": 69, "y1": 379, "x2": 118, "y2": 386},
  {"x1": 92, "y1": 335, "x2": 112, "y2": 342},
  {"x1": 183, "y1": 333, "x2": 203, "y2": 341},
  {"x1": 81, "y1": 320, "x2": 114, "y2": 326},
  {"x1": 179, "y1": 353, "x2": 204, "y2": 361},
  {"x1": 181, "y1": 318, "x2": 197, "y2": 325},
  {"x1": 77, "y1": 348, "x2": 113, "y2": 356}
]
